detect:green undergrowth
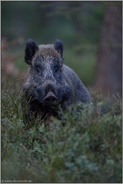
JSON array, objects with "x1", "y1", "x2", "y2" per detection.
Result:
[{"x1": 1, "y1": 77, "x2": 122, "y2": 183}]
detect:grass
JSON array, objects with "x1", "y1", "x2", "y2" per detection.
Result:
[{"x1": 1, "y1": 76, "x2": 122, "y2": 183}]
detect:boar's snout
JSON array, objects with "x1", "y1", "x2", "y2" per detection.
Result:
[
  {"x1": 43, "y1": 91, "x2": 58, "y2": 104},
  {"x1": 43, "y1": 83, "x2": 58, "y2": 105}
]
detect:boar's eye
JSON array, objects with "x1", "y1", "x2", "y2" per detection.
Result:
[
  {"x1": 54, "y1": 65, "x2": 62, "y2": 73},
  {"x1": 54, "y1": 67, "x2": 59, "y2": 73},
  {"x1": 35, "y1": 67, "x2": 40, "y2": 73},
  {"x1": 33, "y1": 63, "x2": 41, "y2": 74}
]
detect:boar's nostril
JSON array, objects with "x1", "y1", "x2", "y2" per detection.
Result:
[{"x1": 43, "y1": 92, "x2": 58, "y2": 103}]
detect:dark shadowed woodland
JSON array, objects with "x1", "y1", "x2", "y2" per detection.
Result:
[{"x1": 1, "y1": 1, "x2": 122, "y2": 183}]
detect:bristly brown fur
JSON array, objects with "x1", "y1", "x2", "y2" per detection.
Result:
[{"x1": 33, "y1": 44, "x2": 61, "y2": 61}]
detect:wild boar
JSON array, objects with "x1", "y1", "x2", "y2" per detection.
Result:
[{"x1": 21, "y1": 39, "x2": 91, "y2": 127}]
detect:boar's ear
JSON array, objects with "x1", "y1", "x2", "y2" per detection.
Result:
[
  {"x1": 54, "y1": 39, "x2": 63, "y2": 58},
  {"x1": 25, "y1": 39, "x2": 39, "y2": 65}
]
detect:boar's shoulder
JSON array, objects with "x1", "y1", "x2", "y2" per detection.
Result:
[{"x1": 62, "y1": 65, "x2": 91, "y2": 103}]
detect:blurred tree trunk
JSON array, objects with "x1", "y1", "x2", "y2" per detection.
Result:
[{"x1": 94, "y1": 3, "x2": 122, "y2": 97}]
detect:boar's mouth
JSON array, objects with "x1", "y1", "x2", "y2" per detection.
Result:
[{"x1": 42, "y1": 91, "x2": 59, "y2": 106}]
